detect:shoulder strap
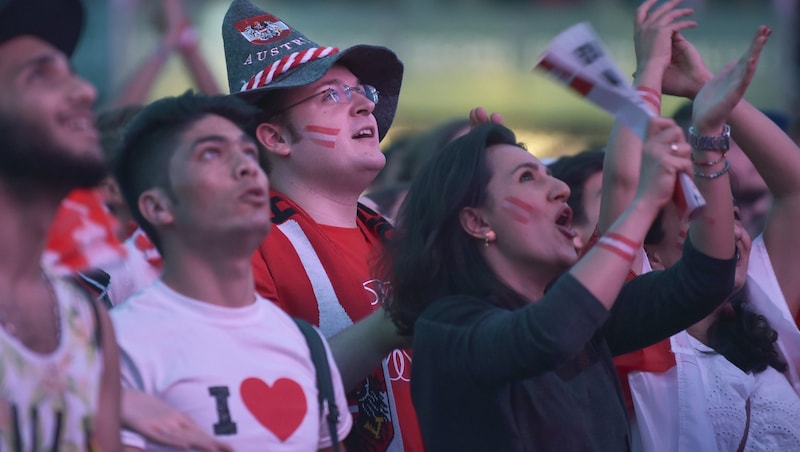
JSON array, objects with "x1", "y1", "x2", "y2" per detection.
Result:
[
  {"x1": 69, "y1": 270, "x2": 109, "y2": 348},
  {"x1": 293, "y1": 318, "x2": 340, "y2": 452}
]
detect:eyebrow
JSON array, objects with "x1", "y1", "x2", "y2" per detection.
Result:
[
  {"x1": 509, "y1": 162, "x2": 540, "y2": 176},
  {"x1": 189, "y1": 133, "x2": 256, "y2": 150},
  {"x1": 15, "y1": 52, "x2": 66, "y2": 77}
]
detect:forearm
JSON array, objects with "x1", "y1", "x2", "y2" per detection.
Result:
[
  {"x1": 327, "y1": 308, "x2": 407, "y2": 391},
  {"x1": 688, "y1": 127, "x2": 736, "y2": 260},
  {"x1": 729, "y1": 100, "x2": 800, "y2": 197},
  {"x1": 599, "y1": 122, "x2": 644, "y2": 234},
  {"x1": 572, "y1": 199, "x2": 660, "y2": 309},
  {"x1": 597, "y1": 68, "x2": 663, "y2": 233},
  {"x1": 606, "y1": 236, "x2": 736, "y2": 354}
]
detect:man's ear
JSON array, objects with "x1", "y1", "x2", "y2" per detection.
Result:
[
  {"x1": 257, "y1": 122, "x2": 291, "y2": 157},
  {"x1": 138, "y1": 189, "x2": 174, "y2": 227},
  {"x1": 459, "y1": 206, "x2": 491, "y2": 240}
]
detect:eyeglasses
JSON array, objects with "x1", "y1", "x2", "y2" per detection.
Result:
[{"x1": 273, "y1": 83, "x2": 379, "y2": 115}]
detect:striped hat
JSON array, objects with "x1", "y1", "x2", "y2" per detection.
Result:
[
  {"x1": 0, "y1": 0, "x2": 84, "y2": 56},
  {"x1": 222, "y1": 0, "x2": 403, "y2": 141}
]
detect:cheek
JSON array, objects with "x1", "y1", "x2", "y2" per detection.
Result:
[
  {"x1": 501, "y1": 196, "x2": 534, "y2": 224},
  {"x1": 304, "y1": 124, "x2": 340, "y2": 149}
]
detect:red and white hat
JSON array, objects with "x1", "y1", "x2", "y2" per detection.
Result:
[{"x1": 222, "y1": 0, "x2": 403, "y2": 141}]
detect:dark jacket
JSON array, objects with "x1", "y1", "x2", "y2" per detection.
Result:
[{"x1": 411, "y1": 238, "x2": 736, "y2": 451}]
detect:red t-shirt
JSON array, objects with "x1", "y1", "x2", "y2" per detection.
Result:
[{"x1": 252, "y1": 191, "x2": 424, "y2": 451}]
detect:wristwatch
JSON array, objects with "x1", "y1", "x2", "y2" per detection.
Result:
[{"x1": 688, "y1": 124, "x2": 730, "y2": 152}]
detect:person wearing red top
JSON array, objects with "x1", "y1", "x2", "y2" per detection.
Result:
[{"x1": 219, "y1": 0, "x2": 422, "y2": 450}]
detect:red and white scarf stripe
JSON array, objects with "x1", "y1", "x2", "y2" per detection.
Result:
[{"x1": 241, "y1": 47, "x2": 339, "y2": 92}]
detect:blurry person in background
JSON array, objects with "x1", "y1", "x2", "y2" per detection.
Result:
[
  {"x1": 0, "y1": 0, "x2": 120, "y2": 449},
  {"x1": 548, "y1": 149, "x2": 605, "y2": 251}
]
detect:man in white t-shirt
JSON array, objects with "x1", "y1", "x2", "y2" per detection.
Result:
[{"x1": 111, "y1": 91, "x2": 351, "y2": 451}]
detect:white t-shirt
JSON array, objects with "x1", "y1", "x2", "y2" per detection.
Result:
[{"x1": 111, "y1": 281, "x2": 352, "y2": 451}]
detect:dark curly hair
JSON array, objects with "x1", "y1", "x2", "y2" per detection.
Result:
[{"x1": 705, "y1": 284, "x2": 787, "y2": 374}]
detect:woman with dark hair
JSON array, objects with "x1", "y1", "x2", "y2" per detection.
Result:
[{"x1": 382, "y1": 115, "x2": 737, "y2": 450}]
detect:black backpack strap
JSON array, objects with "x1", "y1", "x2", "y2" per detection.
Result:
[{"x1": 293, "y1": 318, "x2": 340, "y2": 452}]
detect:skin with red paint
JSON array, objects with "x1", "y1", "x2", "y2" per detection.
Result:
[
  {"x1": 304, "y1": 124, "x2": 340, "y2": 149},
  {"x1": 501, "y1": 196, "x2": 534, "y2": 224}
]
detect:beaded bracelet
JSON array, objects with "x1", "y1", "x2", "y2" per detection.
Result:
[
  {"x1": 694, "y1": 159, "x2": 731, "y2": 179},
  {"x1": 691, "y1": 152, "x2": 727, "y2": 167}
]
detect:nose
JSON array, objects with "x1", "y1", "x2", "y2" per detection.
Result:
[
  {"x1": 69, "y1": 74, "x2": 97, "y2": 108},
  {"x1": 350, "y1": 89, "x2": 376, "y2": 117},
  {"x1": 549, "y1": 176, "x2": 571, "y2": 202},
  {"x1": 234, "y1": 151, "x2": 261, "y2": 179}
]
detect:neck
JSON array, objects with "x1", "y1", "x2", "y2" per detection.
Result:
[
  {"x1": 160, "y1": 241, "x2": 257, "y2": 308},
  {"x1": 686, "y1": 313, "x2": 717, "y2": 346},
  {"x1": 484, "y1": 251, "x2": 552, "y2": 302},
  {"x1": 271, "y1": 177, "x2": 362, "y2": 227},
  {"x1": 0, "y1": 182, "x2": 65, "y2": 284}
]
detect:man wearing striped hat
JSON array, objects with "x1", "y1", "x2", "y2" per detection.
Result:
[{"x1": 222, "y1": 0, "x2": 422, "y2": 450}]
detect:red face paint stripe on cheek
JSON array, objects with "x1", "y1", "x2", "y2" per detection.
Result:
[
  {"x1": 311, "y1": 139, "x2": 336, "y2": 149},
  {"x1": 304, "y1": 124, "x2": 340, "y2": 149},
  {"x1": 305, "y1": 125, "x2": 339, "y2": 135},
  {"x1": 504, "y1": 196, "x2": 534, "y2": 213},
  {"x1": 502, "y1": 196, "x2": 533, "y2": 224}
]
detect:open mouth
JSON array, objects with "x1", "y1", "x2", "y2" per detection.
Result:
[
  {"x1": 352, "y1": 127, "x2": 375, "y2": 139},
  {"x1": 240, "y1": 186, "x2": 268, "y2": 205},
  {"x1": 555, "y1": 206, "x2": 577, "y2": 238}
]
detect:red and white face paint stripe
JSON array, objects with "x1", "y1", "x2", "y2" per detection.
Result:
[
  {"x1": 305, "y1": 125, "x2": 339, "y2": 149},
  {"x1": 241, "y1": 47, "x2": 339, "y2": 92},
  {"x1": 502, "y1": 196, "x2": 534, "y2": 224}
]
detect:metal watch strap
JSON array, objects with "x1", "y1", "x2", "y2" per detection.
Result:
[{"x1": 688, "y1": 124, "x2": 731, "y2": 151}]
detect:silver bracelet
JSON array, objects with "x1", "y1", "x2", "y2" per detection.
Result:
[
  {"x1": 691, "y1": 152, "x2": 727, "y2": 167},
  {"x1": 694, "y1": 159, "x2": 730, "y2": 179}
]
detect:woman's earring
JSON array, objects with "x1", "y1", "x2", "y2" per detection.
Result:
[{"x1": 484, "y1": 230, "x2": 496, "y2": 247}]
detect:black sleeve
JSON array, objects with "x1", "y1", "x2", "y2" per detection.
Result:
[
  {"x1": 419, "y1": 273, "x2": 609, "y2": 387},
  {"x1": 603, "y1": 237, "x2": 736, "y2": 355}
]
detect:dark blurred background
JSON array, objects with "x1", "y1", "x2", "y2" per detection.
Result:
[{"x1": 74, "y1": 0, "x2": 796, "y2": 159}]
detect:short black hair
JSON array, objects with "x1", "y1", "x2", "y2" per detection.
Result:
[
  {"x1": 548, "y1": 149, "x2": 604, "y2": 227},
  {"x1": 115, "y1": 91, "x2": 262, "y2": 252}
]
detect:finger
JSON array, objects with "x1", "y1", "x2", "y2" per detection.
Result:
[
  {"x1": 648, "y1": 0, "x2": 684, "y2": 24},
  {"x1": 489, "y1": 112, "x2": 504, "y2": 125},
  {"x1": 668, "y1": 18, "x2": 697, "y2": 34},
  {"x1": 744, "y1": 25, "x2": 771, "y2": 68},
  {"x1": 636, "y1": 0, "x2": 661, "y2": 24},
  {"x1": 668, "y1": 141, "x2": 691, "y2": 158},
  {"x1": 469, "y1": 107, "x2": 487, "y2": 127},
  {"x1": 647, "y1": 116, "x2": 678, "y2": 137},
  {"x1": 659, "y1": 7, "x2": 695, "y2": 26}
]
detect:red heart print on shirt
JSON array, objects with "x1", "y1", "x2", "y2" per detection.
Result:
[{"x1": 240, "y1": 377, "x2": 308, "y2": 441}]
